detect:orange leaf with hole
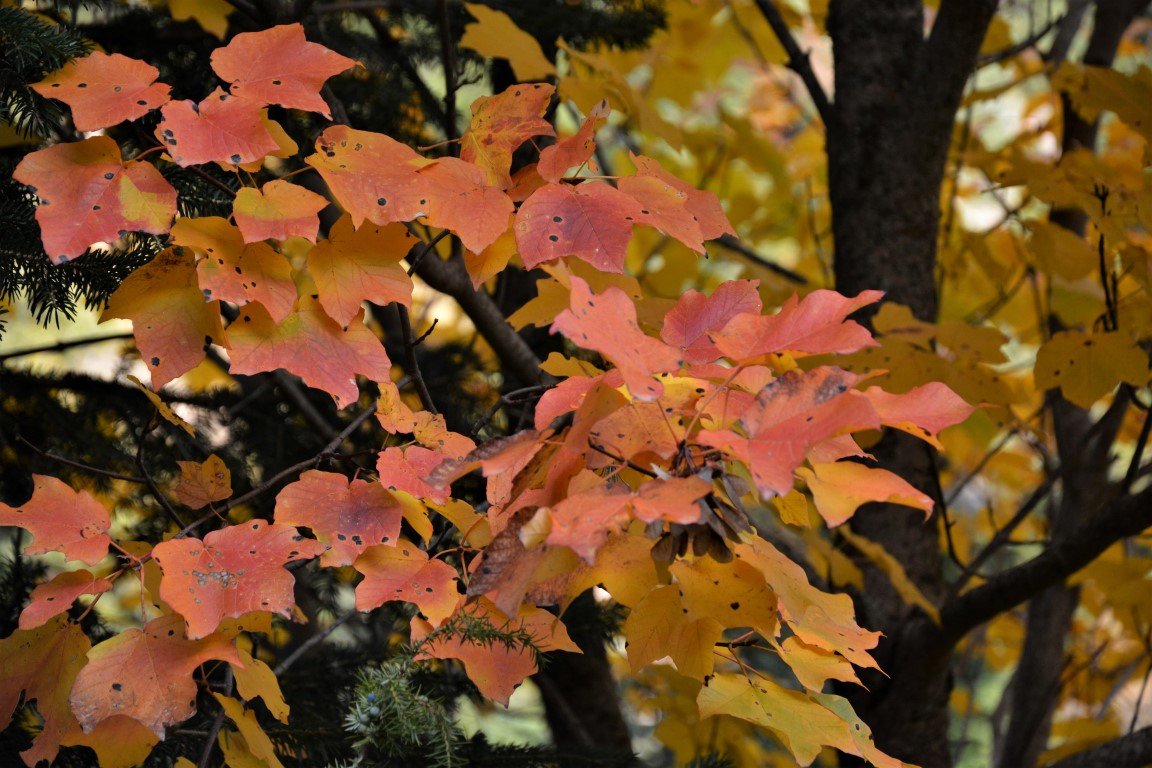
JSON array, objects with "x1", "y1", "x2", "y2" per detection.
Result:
[
  {"x1": 0, "y1": 475, "x2": 112, "y2": 566},
  {"x1": 276, "y1": 470, "x2": 403, "y2": 567},
  {"x1": 171, "y1": 216, "x2": 297, "y2": 324},
  {"x1": 13, "y1": 136, "x2": 176, "y2": 263},
  {"x1": 32, "y1": 51, "x2": 170, "y2": 132},
  {"x1": 306, "y1": 126, "x2": 432, "y2": 226},
  {"x1": 19, "y1": 570, "x2": 114, "y2": 630},
  {"x1": 152, "y1": 520, "x2": 325, "y2": 638},
  {"x1": 210, "y1": 23, "x2": 357, "y2": 118},
  {"x1": 156, "y1": 89, "x2": 280, "y2": 167},
  {"x1": 515, "y1": 182, "x2": 643, "y2": 273},
  {"x1": 227, "y1": 293, "x2": 391, "y2": 408},
  {"x1": 101, "y1": 246, "x2": 227, "y2": 389},
  {"x1": 69, "y1": 614, "x2": 242, "y2": 737},
  {"x1": 353, "y1": 539, "x2": 461, "y2": 625}
]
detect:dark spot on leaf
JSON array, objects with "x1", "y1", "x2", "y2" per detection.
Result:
[{"x1": 150, "y1": 356, "x2": 160, "y2": 366}]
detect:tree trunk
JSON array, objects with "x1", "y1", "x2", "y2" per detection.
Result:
[{"x1": 825, "y1": 1, "x2": 997, "y2": 765}]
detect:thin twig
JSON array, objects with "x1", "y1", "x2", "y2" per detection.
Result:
[
  {"x1": 273, "y1": 610, "x2": 358, "y2": 675},
  {"x1": 713, "y1": 234, "x2": 808, "y2": 284},
  {"x1": 197, "y1": 666, "x2": 233, "y2": 768},
  {"x1": 436, "y1": 0, "x2": 460, "y2": 149},
  {"x1": 950, "y1": 474, "x2": 1058, "y2": 595},
  {"x1": 978, "y1": 13, "x2": 1065, "y2": 66},
  {"x1": 0, "y1": 333, "x2": 134, "y2": 364},
  {"x1": 750, "y1": 0, "x2": 833, "y2": 124},
  {"x1": 177, "y1": 403, "x2": 378, "y2": 537},
  {"x1": 406, "y1": 228, "x2": 452, "y2": 277},
  {"x1": 17, "y1": 435, "x2": 147, "y2": 483},
  {"x1": 136, "y1": 420, "x2": 188, "y2": 529},
  {"x1": 396, "y1": 305, "x2": 438, "y2": 414}
]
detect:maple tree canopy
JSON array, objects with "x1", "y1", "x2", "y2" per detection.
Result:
[{"x1": 3, "y1": 4, "x2": 1152, "y2": 768}]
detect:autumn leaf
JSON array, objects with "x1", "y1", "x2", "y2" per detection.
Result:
[
  {"x1": 171, "y1": 216, "x2": 297, "y2": 324},
  {"x1": 699, "y1": 367, "x2": 881, "y2": 496},
  {"x1": 617, "y1": 154, "x2": 735, "y2": 253},
  {"x1": 152, "y1": 520, "x2": 325, "y2": 638},
  {"x1": 661, "y1": 279, "x2": 763, "y2": 364},
  {"x1": 416, "y1": 157, "x2": 515, "y2": 253},
  {"x1": 232, "y1": 647, "x2": 290, "y2": 723},
  {"x1": 797, "y1": 462, "x2": 934, "y2": 527},
  {"x1": 0, "y1": 617, "x2": 90, "y2": 766},
  {"x1": 19, "y1": 569, "x2": 113, "y2": 630},
  {"x1": 226, "y1": 292, "x2": 391, "y2": 409},
  {"x1": 275, "y1": 470, "x2": 403, "y2": 567},
  {"x1": 698, "y1": 675, "x2": 902, "y2": 768},
  {"x1": 210, "y1": 23, "x2": 358, "y2": 118},
  {"x1": 736, "y1": 536, "x2": 880, "y2": 669},
  {"x1": 13, "y1": 136, "x2": 177, "y2": 263},
  {"x1": 172, "y1": 454, "x2": 232, "y2": 510},
  {"x1": 863, "y1": 383, "x2": 976, "y2": 448},
  {"x1": 306, "y1": 214, "x2": 415, "y2": 326},
  {"x1": 413, "y1": 600, "x2": 577, "y2": 704},
  {"x1": 460, "y1": 83, "x2": 555, "y2": 188},
  {"x1": 169, "y1": 0, "x2": 232, "y2": 38},
  {"x1": 61, "y1": 716, "x2": 159, "y2": 768},
  {"x1": 232, "y1": 179, "x2": 329, "y2": 243},
  {"x1": 625, "y1": 556, "x2": 777, "y2": 679},
  {"x1": 516, "y1": 182, "x2": 644, "y2": 272},
  {"x1": 460, "y1": 4, "x2": 556, "y2": 82},
  {"x1": 128, "y1": 375, "x2": 196, "y2": 436},
  {"x1": 32, "y1": 51, "x2": 170, "y2": 132},
  {"x1": 353, "y1": 539, "x2": 461, "y2": 625},
  {"x1": 0, "y1": 475, "x2": 112, "y2": 566},
  {"x1": 306, "y1": 125, "x2": 432, "y2": 227},
  {"x1": 1034, "y1": 330, "x2": 1149, "y2": 408},
  {"x1": 712, "y1": 289, "x2": 883, "y2": 360},
  {"x1": 836, "y1": 527, "x2": 941, "y2": 624},
  {"x1": 156, "y1": 89, "x2": 280, "y2": 167},
  {"x1": 537, "y1": 100, "x2": 610, "y2": 183},
  {"x1": 214, "y1": 694, "x2": 285, "y2": 768},
  {"x1": 376, "y1": 445, "x2": 452, "y2": 504},
  {"x1": 101, "y1": 245, "x2": 227, "y2": 389},
  {"x1": 70, "y1": 614, "x2": 242, "y2": 737},
  {"x1": 551, "y1": 276, "x2": 683, "y2": 400}
]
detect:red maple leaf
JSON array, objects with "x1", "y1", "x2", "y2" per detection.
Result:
[{"x1": 152, "y1": 520, "x2": 325, "y2": 638}]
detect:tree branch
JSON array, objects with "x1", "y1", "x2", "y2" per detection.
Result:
[
  {"x1": 940, "y1": 482, "x2": 1152, "y2": 643},
  {"x1": 410, "y1": 251, "x2": 546, "y2": 387},
  {"x1": 0, "y1": 332, "x2": 134, "y2": 364},
  {"x1": 1048, "y1": 725, "x2": 1152, "y2": 768},
  {"x1": 714, "y1": 233, "x2": 808, "y2": 284},
  {"x1": 751, "y1": 0, "x2": 832, "y2": 124}
]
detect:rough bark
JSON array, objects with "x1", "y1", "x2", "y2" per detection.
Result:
[
  {"x1": 533, "y1": 592, "x2": 634, "y2": 755},
  {"x1": 825, "y1": 1, "x2": 997, "y2": 765},
  {"x1": 1048, "y1": 725, "x2": 1152, "y2": 768}
]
